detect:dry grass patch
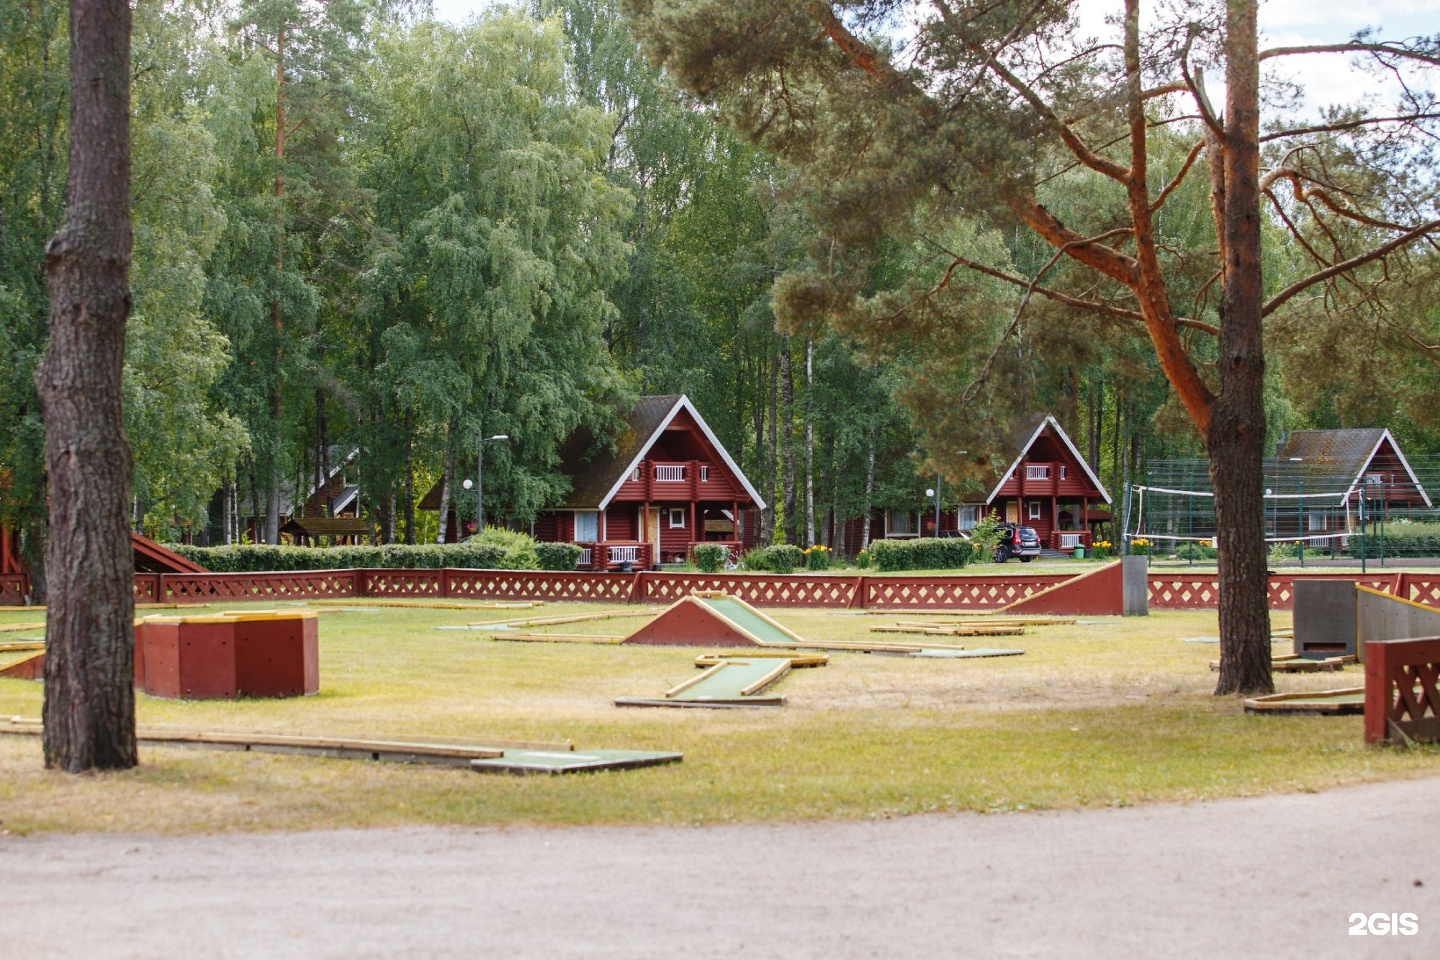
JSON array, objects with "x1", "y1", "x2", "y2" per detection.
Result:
[{"x1": 0, "y1": 600, "x2": 1435, "y2": 834}]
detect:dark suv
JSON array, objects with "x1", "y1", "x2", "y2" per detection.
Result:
[{"x1": 995, "y1": 524, "x2": 1041, "y2": 562}]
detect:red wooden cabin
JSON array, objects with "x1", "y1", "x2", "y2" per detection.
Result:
[
  {"x1": 532, "y1": 395, "x2": 765, "y2": 570},
  {"x1": 972, "y1": 414, "x2": 1113, "y2": 551}
]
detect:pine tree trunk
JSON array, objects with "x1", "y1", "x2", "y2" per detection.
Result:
[
  {"x1": 22, "y1": 517, "x2": 48, "y2": 605},
  {"x1": 761, "y1": 339, "x2": 778, "y2": 543},
  {"x1": 223, "y1": 479, "x2": 234, "y2": 545},
  {"x1": 403, "y1": 407, "x2": 415, "y2": 545},
  {"x1": 1212, "y1": 0, "x2": 1272, "y2": 696},
  {"x1": 803, "y1": 338, "x2": 815, "y2": 548},
  {"x1": 36, "y1": 0, "x2": 137, "y2": 772},
  {"x1": 436, "y1": 431, "x2": 453, "y2": 544},
  {"x1": 780, "y1": 335, "x2": 795, "y2": 543},
  {"x1": 860, "y1": 436, "x2": 876, "y2": 552}
]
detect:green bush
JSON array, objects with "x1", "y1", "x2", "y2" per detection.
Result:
[
  {"x1": 855, "y1": 549, "x2": 871, "y2": 569},
  {"x1": 740, "y1": 543, "x2": 804, "y2": 573},
  {"x1": 693, "y1": 543, "x2": 729, "y2": 573},
  {"x1": 1366, "y1": 521, "x2": 1440, "y2": 558},
  {"x1": 968, "y1": 511, "x2": 1005, "y2": 562},
  {"x1": 471, "y1": 526, "x2": 540, "y2": 569},
  {"x1": 534, "y1": 542, "x2": 583, "y2": 571},
  {"x1": 803, "y1": 544, "x2": 832, "y2": 571},
  {"x1": 867, "y1": 537, "x2": 974, "y2": 572},
  {"x1": 764, "y1": 544, "x2": 804, "y2": 574}
]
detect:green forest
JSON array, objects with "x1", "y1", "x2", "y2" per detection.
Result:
[{"x1": 3, "y1": 0, "x2": 1438, "y2": 562}]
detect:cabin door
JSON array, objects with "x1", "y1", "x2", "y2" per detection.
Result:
[
  {"x1": 647, "y1": 507, "x2": 662, "y2": 563},
  {"x1": 1005, "y1": 501, "x2": 1019, "y2": 523}
]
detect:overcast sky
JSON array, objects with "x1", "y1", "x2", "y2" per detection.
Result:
[{"x1": 430, "y1": 0, "x2": 1436, "y2": 114}]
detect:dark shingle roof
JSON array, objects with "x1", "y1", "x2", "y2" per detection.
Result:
[
  {"x1": 1276, "y1": 429, "x2": 1387, "y2": 480},
  {"x1": 557, "y1": 395, "x2": 683, "y2": 508}
]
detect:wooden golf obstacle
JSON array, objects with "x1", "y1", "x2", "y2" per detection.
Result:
[
  {"x1": 1210, "y1": 654, "x2": 1350, "y2": 673},
  {"x1": 620, "y1": 592, "x2": 1025, "y2": 658},
  {"x1": 1, "y1": 611, "x2": 321, "y2": 698},
  {"x1": 1244, "y1": 688, "x2": 1366, "y2": 715},
  {"x1": 1364, "y1": 636, "x2": 1440, "y2": 745},
  {"x1": 615, "y1": 653, "x2": 828, "y2": 709},
  {"x1": 1292, "y1": 580, "x2": 1440, "y2": 662},
  {"x1": 871, "y1": 624, "x2": 1025, "y2": 638},
  {"x1": 136, "y1": 610, "x2": 319, "y2": 699},
  {"x1": 0, "y1": 652, "x2": 45, "y2": 680},
  {"x1": 0, "y1": 716, "x2": 680, "y2": 775}
]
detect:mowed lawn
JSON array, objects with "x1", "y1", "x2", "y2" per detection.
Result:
[{"x1": 1, "y1": 599, "x2": 1437, "y2": 834}]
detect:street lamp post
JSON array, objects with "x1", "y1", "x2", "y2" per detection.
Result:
[{"x1": 461, "y1": 430, "x2": 509, "y2": 537}]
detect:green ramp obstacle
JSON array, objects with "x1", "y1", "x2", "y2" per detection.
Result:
[
  {"x1": 615, "y1": 653, "x2": 827, "y2": 709},
  {"x1": 622, "y1": 592, "x2": 1023, "y2": 657},
  {"x1": 621, "y1": 592, "x2": 806, "y2": 648}
]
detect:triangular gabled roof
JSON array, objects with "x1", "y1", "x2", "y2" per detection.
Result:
[
  {"x1": 571, "y1": 395, "x2": 765, "y2": 511},
  {"x1": 1278, "y1": 429, "x2": 1432, "y2": 507},
  {"x1": 981, "y1": 414, "x2": 1112, "y2": 505}
]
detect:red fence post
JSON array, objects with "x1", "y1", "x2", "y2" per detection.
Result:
[
  {"x1": 849, "y1": 576, "x2": 867, "y2": 609},
  {"x1": 1364, "y1": 639, "x2": 1390, "y2": 744}
]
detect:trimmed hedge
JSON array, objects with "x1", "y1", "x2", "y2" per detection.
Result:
[
  {"x1": 169, "y1": 541, "x2": 531, "y2": 573},
  {"x1": 534, "y1": 541, "x2": 583, "y2": 571},
  {"x1": 868, "y1": 537, "x2": 975, "y2": 572},
  {"x1": 1362, "y1": 521, "x2": 1440, "y2": 558}
]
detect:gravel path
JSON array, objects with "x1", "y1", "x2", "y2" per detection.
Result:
[{"x1": 3, "y1": 776, "x2": 1438, "y2": 959}]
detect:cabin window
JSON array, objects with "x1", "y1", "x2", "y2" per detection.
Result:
[
  {"x1": 574, "y1": 511, "x2": 599, "y2": 543},
  {"x1": 628, "y1": 466, "x2": 640, "y2": 482},
  {"x1": 956, "y1": 506, "x2": 979, "y2": 531},
  {"x1": 887, "y1": 510, "x2": 916, "y2": 536},
  {"x1": 1307, "y1": 513, "x2": 1326, "y2": 532},
  {"x1": 1027, "y1": 501, "x2": 1042, "y2": 520},
  {"x1": 668, "y1": 508, "x2": 686, "y2": 529},
  {"x1": 1026, "y1": 464, "x2": 1050, "y2": 480},
  {"x1": 1059, "y1": 465, "x2": 1067, "y2": 480},
  {"x1": 700, "y1": 465, "x2": 709, "y2": 482}
]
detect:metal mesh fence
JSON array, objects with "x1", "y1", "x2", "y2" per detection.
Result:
[{"x1": 1124, "y1": 455, "x2": 1440, "y2": 559}]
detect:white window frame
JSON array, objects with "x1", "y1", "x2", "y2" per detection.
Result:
[
  {"x1": 1026, "y1": 464, "x2": 1050, "y2": 481},
  {"x1": 1027, "y1": 501, "x2": 1042, "y2": 520},
  {"x1": 628, "y1": 466, "x2": 640, "y2": 482},
  {"x1": 956, "y1": 506, "x2": 979, "y2": 531},
  {"x1": 573, "y1": 510, "x2": 599, "y2": 543},
  {"x1": 668, "y1": 507, "x2": 686, "y2": 529},
  {"x1": 1307, "y1": 512, "x2": 1326, "y2": 532},
  {"x1": 1059, "y1": 465, "x2": 1067, "y2": 480},
  {"x1": 699, "y1": 465, "x2": 709, "y2": 482}
]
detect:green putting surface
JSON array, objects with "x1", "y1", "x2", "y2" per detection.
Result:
[
  {"x1": 671, "y1": 657, "x2": 790, "y2": 701},
  {"x1": 617, "y1": 653, "x2": 819, "y2": 709},
  {"x1": 469, "y1": 748, "x2": 683, "y2": 774},
  {"x1": 695, "y1": 596, "x2": 800, "y2": 645}
]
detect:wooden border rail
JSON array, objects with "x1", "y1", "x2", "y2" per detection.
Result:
[{"x1": 2, "y1": 567, "x2": 1439, "y2": 613}]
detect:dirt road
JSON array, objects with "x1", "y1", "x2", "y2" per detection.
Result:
[{"x1": 3, "y1": 775, "x2": 1437, "y2": 959}]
